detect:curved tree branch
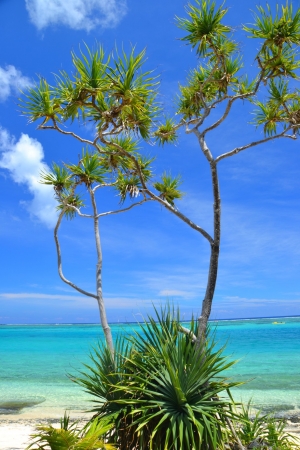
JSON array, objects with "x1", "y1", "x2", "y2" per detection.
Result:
[
  {"x1": 54, "y1": 209, "x2": 98, "y2": 299},
  {"x1": 99, "y1": 136, "x2": 214, "y2": 244},
  {"x1": 178, "y1": 325, "x2": 197, "y2": 343},
  {"x1": 39, "y1": 121, "x2": 95, "y2": 146},
  {"x1": 96, "y1": 198, "x2": 152, "y2": 218},
  {"x1": 215, "y1": 129, "x2": 296, "y2": 164}
]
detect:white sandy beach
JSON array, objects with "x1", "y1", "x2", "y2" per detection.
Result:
[
  {"x1": 0, "y1": 409, "x2": 92, "y2": 450},
  {"x1": 1, "y1": 418, "x2": 299, "y2": 450},
  {"x1": 0, "y1": 422, "x2": 36, "y2": 450}
]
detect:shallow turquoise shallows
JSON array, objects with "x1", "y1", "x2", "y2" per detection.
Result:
[{"x1": 1, "y1": 317, "x2": 300, "y2": 417}]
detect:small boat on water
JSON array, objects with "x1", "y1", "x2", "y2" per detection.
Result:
[{"x1": 272, "y1": 321, "x2": 285, "y2": 325}]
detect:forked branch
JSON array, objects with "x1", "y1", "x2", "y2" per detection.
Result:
[{"x1": 54, "y1": 210, "x2": 98, "y2": 299}]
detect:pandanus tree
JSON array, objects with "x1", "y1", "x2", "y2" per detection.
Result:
[
  {"x1": 40, "y1": 149, "x2": 154, "y2": 355},
  {"x1": 22, "y1": 0, "x2": 300, "y2": 349}
]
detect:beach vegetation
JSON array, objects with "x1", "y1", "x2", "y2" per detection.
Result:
[
  {"x1": 73, "y1": 306, "x2": 242, "y2": 450},
  {"x1": 26, "y1": 412, "x2": 115, "y2": 450},
  {"x1": 232, "y1": 401, "x2": 300, "y2": 449},
  {"x1": 21, "y1": 0, "x2": 300, "y2": 351},
  {"x1": 26, "y1": 307, "x2": 300, "y2": 450}
]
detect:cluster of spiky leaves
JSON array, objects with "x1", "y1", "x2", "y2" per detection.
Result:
[
  {"x1": 154, "y1": 118, "x2": 178, "y2": 146},
  {"x1": 27, "y1": 412, "x2": 115, "y2": 450},
  {"x1": 175, "y1": 0, "x2": 300, "y2": 137},
  {"x1": 75, "y1": 306, "x2": 241, "y2": 450},
  {"x1": 232, "y1": 402, "x2": 299, "y2": 449},
  {"x1": 22, "y1": 45, "x2": 159, "y2": 140},
  {"x1": 253, "y1": 79, "x2": 300, "y2": 135},
  {"x1": 41, "y1": 142, "x2": 183, "y2": 215},
  {"x1": 153, "y1": 173, "x2": 183, "y2": 206}
]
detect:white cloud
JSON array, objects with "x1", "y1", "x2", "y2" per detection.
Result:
[
  {"x1": 25, "y1": 0, "x2": 127, "y2": 31},
  {"x1": 0, "y1": 128, "x2": 57, "y2": 228},
  {"x1": 0, "y1": 65, "x2": 32, "y2": 102},
  {"x1": 158, "y1": 289, "x2": 194, "y2": 298}
]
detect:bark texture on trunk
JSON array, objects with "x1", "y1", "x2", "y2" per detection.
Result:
[
  {"x1": 90, "y1": 188, "x2": 114, "y2": 356},
  {"x1": 197, "y1": 156, "x2": 221, "y2": 341}
]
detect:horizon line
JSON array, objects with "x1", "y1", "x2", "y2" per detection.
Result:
[{"x1": 1, "y1": 314, "x2": 299, "y2": 326}]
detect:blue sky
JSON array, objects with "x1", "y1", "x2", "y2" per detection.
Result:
[{"x1": 0, "y1": 0, "x2": 300, "y2": 324}]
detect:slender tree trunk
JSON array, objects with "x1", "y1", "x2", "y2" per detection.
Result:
[
  {"x1": 197, "y1": 161, "x2": 221, "y2": 341},
  {"x1": 89, "y1": 188, "x2": 114, "y2": 356}
]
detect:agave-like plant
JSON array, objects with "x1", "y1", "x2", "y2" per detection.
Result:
[
  {"x1": 26, "y1": 412, "x2": 115, "y2": 450},
  {"x1": 75, "y1": 306, "x2": 242, "y2": 450}
]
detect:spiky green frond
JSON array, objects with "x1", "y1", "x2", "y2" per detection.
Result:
[
  {"x1": 208, "y1": 35, "x2": 238, "y2": 61},
  {"x1": 21, "y1": 44, "x2": 160, "y2": 139},
  {"x1": 57, "y1": 192, "x2": 85, "y2": 219},
  {"x1": 176, "y1": 0, "x2": 231, "y2": 57},
  {"x1": 53, "y1": 45, "x2": 109, "y2": 123},
  {"x1": 133, "y1": 155, "x2": 154, "y2": 182},
  {"x1": 72, "y1": 44, "x2": 109, "y2": 91},
  {"x1": 66, "y1": 150, "x2": 106, "y2": 186},
  {"x1": 209, "y1": 57, "x2": 242, "y2": 93},
  {"x1": 115, "y1": 172, "x2": 141, "y2": 203},
  {"x1": 253, "y1": 101, "x2": 285, "y2": 135},
  {"x1": 154, "y1": 173, "x2": 183, "y2": 206},
  {"x1": 106, "y1": 47, "x2": 160, "y2": 138},
  {"x1": 154, "y1": 118, "x2": 178, "y2": 146},
  {"x1": 40, "y1": 164, "x2": 72, "y2": 193},
  {"x1": 27, "y1": 413, "x2": 115, "y2": 450},
  {"x1": 21, "y1": 78, "x2": 61, "y2": 124},
  {"x1": 97, "y1": 137, "x2": 139, "y2": 172},
  {"x1": 287, "y1": 99, "x2": 300, "y2": 134},
  {"x1": 244, "y1": 3, "x2": 300, "y2": 48},
  {"x1": 232, "y1": 75, "x2": 256, "y2": 96},
  {"x1": 258, "y1": 43, "x2": 300, "y2": 79},
  {"x1": 253, "y1": 78, "x2": 300, "y2": 136},
  {"x1": 268, "y1": 79, "x2": 290, "y2": 105},
  {"x1": 74, "y1": 305, "x2": 240, "y2": 450},
  {"x1": 178, "y1": 66, "x2": 218, "y2": 118}
]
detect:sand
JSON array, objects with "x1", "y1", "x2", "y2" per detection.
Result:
[
  {"x1": 0, "y1": 409, "x2": 92, "y2": 450},
  {"x1": 1, "y1": 415, "x2": 299, "y2": 450},
  {"x1": 0, "y1": 422, "x2": 37, "y2": 450}
]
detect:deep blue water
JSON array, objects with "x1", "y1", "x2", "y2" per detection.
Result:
[{"x1": 1, "y1": 317, "x2": 300, "y2": 417}]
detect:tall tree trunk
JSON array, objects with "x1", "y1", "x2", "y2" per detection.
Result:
[
  {"x1": 197, "y1": 161, "x2": 221, "y2": 341},
  {"x1": 90, "y1": 188, "x2": 114, "y2": 356}
]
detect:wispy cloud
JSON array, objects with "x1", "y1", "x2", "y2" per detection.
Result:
[
  {"x1": 222, "y1": 295, "x2": 300, "y2": 307},
  {"x1": 25, "y1": 0, "x2": 127, "y2": 31},
  {"x1": 0, "y1": 127, "x2": 57, "y2": 228},
  {"x1": 0, "y1": 293, "x2": 84, "y2": 300},
  {"x1": 0, "y1": 65, "x2": 32, "y2": 102},
  {"x1": 0, "y1": 292, "x2": 156, "y2": 311},
  {"x1": 159, "y1": 289, "x2": 194, "y2": 298},
  {"x1": 0, "y1": 292, "x2": 95, "y2": 308},
  {"x1": 125, "y1": 266, "x2": 207, "y2": 302}
]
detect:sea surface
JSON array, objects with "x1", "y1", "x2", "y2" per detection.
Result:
[{"x1": 1, "y1": 317, "x2": 300, "y2": 419}]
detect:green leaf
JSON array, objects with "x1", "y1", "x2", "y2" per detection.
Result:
[
  {"x1": 176, "y1": 0, "x2": 232, "y2": 57},
  {"x1": 154, "y1": 173, "x2": 183, "y2": 206},
  {"x1": 40, "y1": 164, "x2": 72, "y2": 193},
  {"x1": 154, "y1": 118, "x2": 178, "y2": 146},
  {"x1": 244, "y1": 3, "x2": 300, "y2": 48},
  {"x1": 66, "y1": 150, "x2": 106, "y2": 186},
  {"x1": 21, "y1": 78, "x2": 61, "y2": 124}
]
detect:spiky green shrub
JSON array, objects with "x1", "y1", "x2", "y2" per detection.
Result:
[
  {"x1": 75, "y1": 306, "x2": 241, "y2": 450},
  {"x1": 26, "y1": 412, "x2": 115, "y2": 450},
  {"x1": 231, "y1": 401, "x2": 299, "y2": 450}
]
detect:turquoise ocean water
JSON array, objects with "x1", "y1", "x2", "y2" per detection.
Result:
[{"x1": 1, "y1": 317, "x2": 300, "y2": 418}]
